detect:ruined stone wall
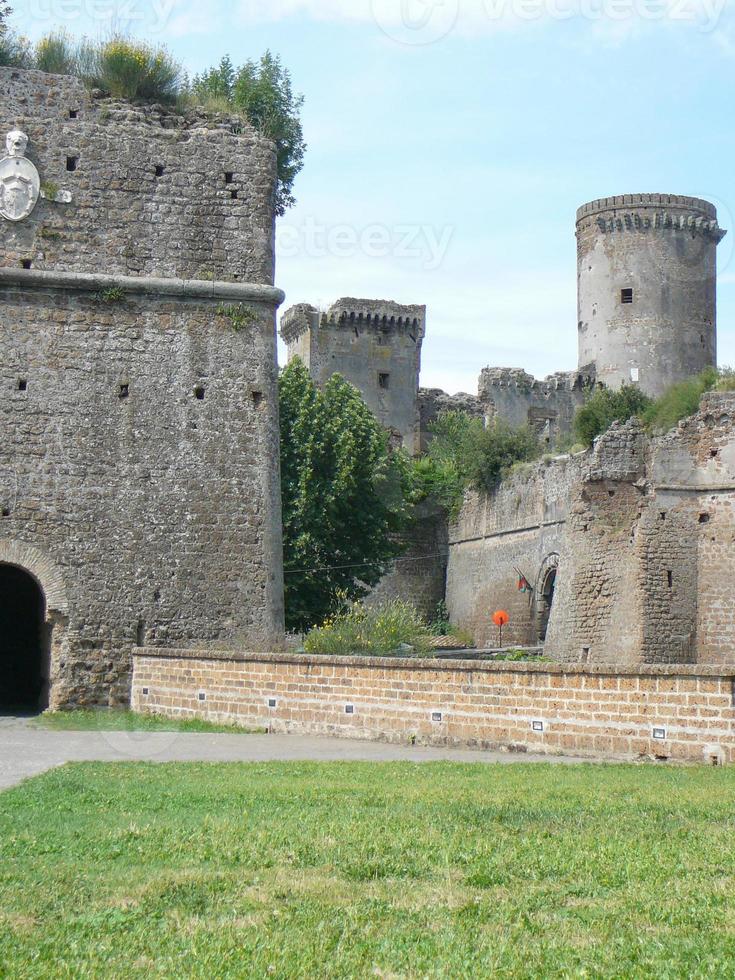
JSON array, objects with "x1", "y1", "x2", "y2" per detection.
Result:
[
  {"x1": 0, "y1": 69, "x2": 284, "y2": 707},
  {"x1": 478, "y1": 368, "x2": 590, "y2": 446},
  {"x1": 446, "y1": 392, "x2": 735, "y2": 666},
  {"x1": 281, "y1": 298, "x2": 425, "y2": 454},
  {"x1": 547, "y1": 393, "x2": 735, "y2": 668},
  {"x1": 446, "y1": 454, "x2": 585, "y2": 647},
  {"x1": 2, "y1": 70, "x2": 276, "y2": 281},
  {"x1": 577, "y1": 194, "x2": 725, "y2": 397},
  {"x1": 417, "y1": 388, "x2": 485, "y2": 453},
  {"x1": 132, "y1": 648, "x2": 735, "y2": 765}
]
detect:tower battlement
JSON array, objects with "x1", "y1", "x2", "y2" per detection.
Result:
[{"x1": 577, "y1": 194, "x2": 725, "y2": 243}]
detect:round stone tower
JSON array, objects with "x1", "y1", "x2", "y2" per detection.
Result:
[{"x1": 577, "y1": 194, "x2": 727, "y2": 397}]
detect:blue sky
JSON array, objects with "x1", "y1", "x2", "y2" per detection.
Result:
[{"x1": 15, "y1": 0, "x2": 735, "y2": 393}]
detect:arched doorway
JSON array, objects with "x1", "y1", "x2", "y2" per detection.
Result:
[
  {"x1": 534, "y1": 553, "x2": 560, "y2": 644},
  {"x1": 537, "y1": 567, "x2": 557, "y2": 642},
  {"x1": 0, "y1": 564, "x2": 48, "y2": 712}
]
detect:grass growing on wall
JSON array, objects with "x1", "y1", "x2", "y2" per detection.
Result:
[{"x1": 3, "y1": 761, "x2": 735, "y2": 977}]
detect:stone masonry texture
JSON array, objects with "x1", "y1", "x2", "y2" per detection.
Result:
[
  {"x1": 0, "y1": 69, "x2": 285, "y2": 708},
  {"x1": 132, "y1": 649, "x2": 735, "y2": 766},
  {"x1": 280, "y1": 297, "x2": 426, "y2": 454},
  {"x1": 577, "y1": 194, "x2": 726, "y2": 398},
  {"x1": 447, "y1": 391, "x2": 735, "y2": 669}
]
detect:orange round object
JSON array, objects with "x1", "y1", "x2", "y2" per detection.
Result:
[{"x1": 493, "y1": 610, "x2": 510, "y2": 627}]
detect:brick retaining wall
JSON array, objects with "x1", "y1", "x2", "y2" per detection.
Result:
[{"x1": 131, "y1": 649, "x2": 735, "y2": 764}]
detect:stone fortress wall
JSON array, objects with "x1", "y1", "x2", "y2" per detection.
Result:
[
  {"x1": 280, "y1": 297, "x2": 426, "y2": 454},
  {"x1": 446, "y1": 392, "x2": 735, "y2": 668},
  {"x1": 0, "y1": 69, "x2": 285, "y2": 708}
]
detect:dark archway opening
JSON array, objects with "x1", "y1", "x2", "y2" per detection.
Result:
[
  {"x1": 537, "y1": 568, "x2": 557, "y2": 643},
  {"x1": 0, "y1": 564, "x2": 47, "y2": 712}
]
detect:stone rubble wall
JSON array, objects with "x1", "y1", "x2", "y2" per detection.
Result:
[
  {"x1": 446, "y1": 453, "x2": 586, "y2": 647},
  {"x1": 0, "y1": 69, "x2": 284, "y2": 707},
  {"x1": 2, "y1": 69, "x2": 277, "y2": 283},
  {"x1": 131, "y1": 648, "x2": 735, "y2": 765},
  {"x1": 448, "y1": 392, "x2": 735, "y2": 669}
]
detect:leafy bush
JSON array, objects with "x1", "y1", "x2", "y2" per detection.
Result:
[
  {"x1": 573, "y1": 383, "x2": 652, "y2": 446},
  {"x1": 425, "y1": 410, "x2": 541, "y2": 510},
  {"x1": 34, "y1": 31, "x2": 75, "y2": 74},
  {"x1": 303, "y1": 600, "x2": 432, "y2": 657},
  {"x1": 191, "y1": 53, "x2": 305, "y2": 215},
  {"x1": 643, "y1": 367, "x2": 718, "y2": 433}
]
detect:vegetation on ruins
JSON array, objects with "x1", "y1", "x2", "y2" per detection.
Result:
[
  {"x1": 303, "y1": 598, "x2": 432, "y2": 657},
  {"x1": 5, "y1": 761, "x2": 735, "y2": 975},
  {"x1": 573, "y1": 383, "x2": 653, "y2": 446},
  {"x1": 642, "y1": 366, "x2": 734, "y2": 433},
  {"x1": 421, "y1": 410, "x2": 541, "y2": 515},
  {"x1": 575, "y1": 368, "x2": 735, "y2": 445},
  {"x1": 0, "y1": 27, "x2": 305, "y2": 214},
  {"x1": 192, "y1": 54, "x2": 306, "y2": 215},
  {"x1": 279, "y1": 359, "x2": 409, "y2": 632}
]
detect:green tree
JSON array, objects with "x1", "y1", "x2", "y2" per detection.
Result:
[
  {"x1": 425, "y1": 410, "x2": 541, "y2": 505},
  {"x1": 574, "y1": 383, "x2": 652, "y2": 447},
  {"x1": 280, "y1": 359, "x2": 408, "y2": 632},
  {"x1": 0, "y1": 3, "x2": 9, "y2": 36},
  {"x1": 192, "y1": 51, "x2": 305, "y2": 215}
]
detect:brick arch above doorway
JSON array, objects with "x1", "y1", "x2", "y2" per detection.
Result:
[{"x1": 0, "y1": 540, "x2": 68, "y2": 615}]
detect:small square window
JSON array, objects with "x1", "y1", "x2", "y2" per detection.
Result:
[
  {"x1": 118, "y1": 384, "x2": 129, "y2": 399},
  {"x1": 69, "y1": 109, "x2": 79, "y2": 119},
  {"x1": 194, "y1": 386, "x2": 205, "y2": 401},
  {"x1": 378, "y1": 372, "x2": 390, "y2": 389},
  {"x1": 20, "y1": 259, "x2": 31, "y2": 270},
  {"x1": 155, "y1": 164, "x2": 165, "y2": 177},
  {"x1": 224, "y1": 171, "x2": 234, "y2": 184},
  {"x1": 621, "y1": 288, "x2": 634, "y2": 304},
  {"x1": 66, "y1": 156, "x2": 78, "y2": 172},
  {"x1": 268, "y1": 698, "x2": 277, "y2": 708},
  {"x1": 198, "y1": 692, "x2": 206, "y2": 702},
  {"x1": 18, "y1": 379, "x2": 27, "y2": 392},
  {"x1": 345, "y1": 704, "x2": 355, "y2": 715}
]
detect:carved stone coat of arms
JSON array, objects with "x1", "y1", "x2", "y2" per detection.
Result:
[{"x1": 0, "y1": 129, "x2": 40, "y2": 223}]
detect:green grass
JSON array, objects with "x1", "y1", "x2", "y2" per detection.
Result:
[
  {"x1": 2, "y1": 763, "x2": 735, "y2": 977},
  {"x1": 32, "y1": 709, "x2": 263, "y2": 735}
]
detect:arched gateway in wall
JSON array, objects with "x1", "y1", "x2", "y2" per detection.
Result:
[
  {"x1": 534, "y1": 553, "x2": 560, "y2": 644},
  {"x1": 0, "y1": 541, "x2": 68, "y2": 712}
]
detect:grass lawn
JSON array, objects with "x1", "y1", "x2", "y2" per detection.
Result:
[
  {"x1": 2, "y1": 762, "x2": 735, "y2": 978},
  {"x1": 33, "y1": 709, "x2": 263, "y2": 735}
]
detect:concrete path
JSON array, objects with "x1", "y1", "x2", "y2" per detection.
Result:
[{"x1": 0, "y1": 715, "x2": 593, "y2": 792}]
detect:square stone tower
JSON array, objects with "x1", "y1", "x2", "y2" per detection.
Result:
[
  {"x1": 0, "y1": 69, "x2": 285, "y2": 710},
  {"x1": 280, "y1": 297, "x2": 426, "y2": 454}
]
